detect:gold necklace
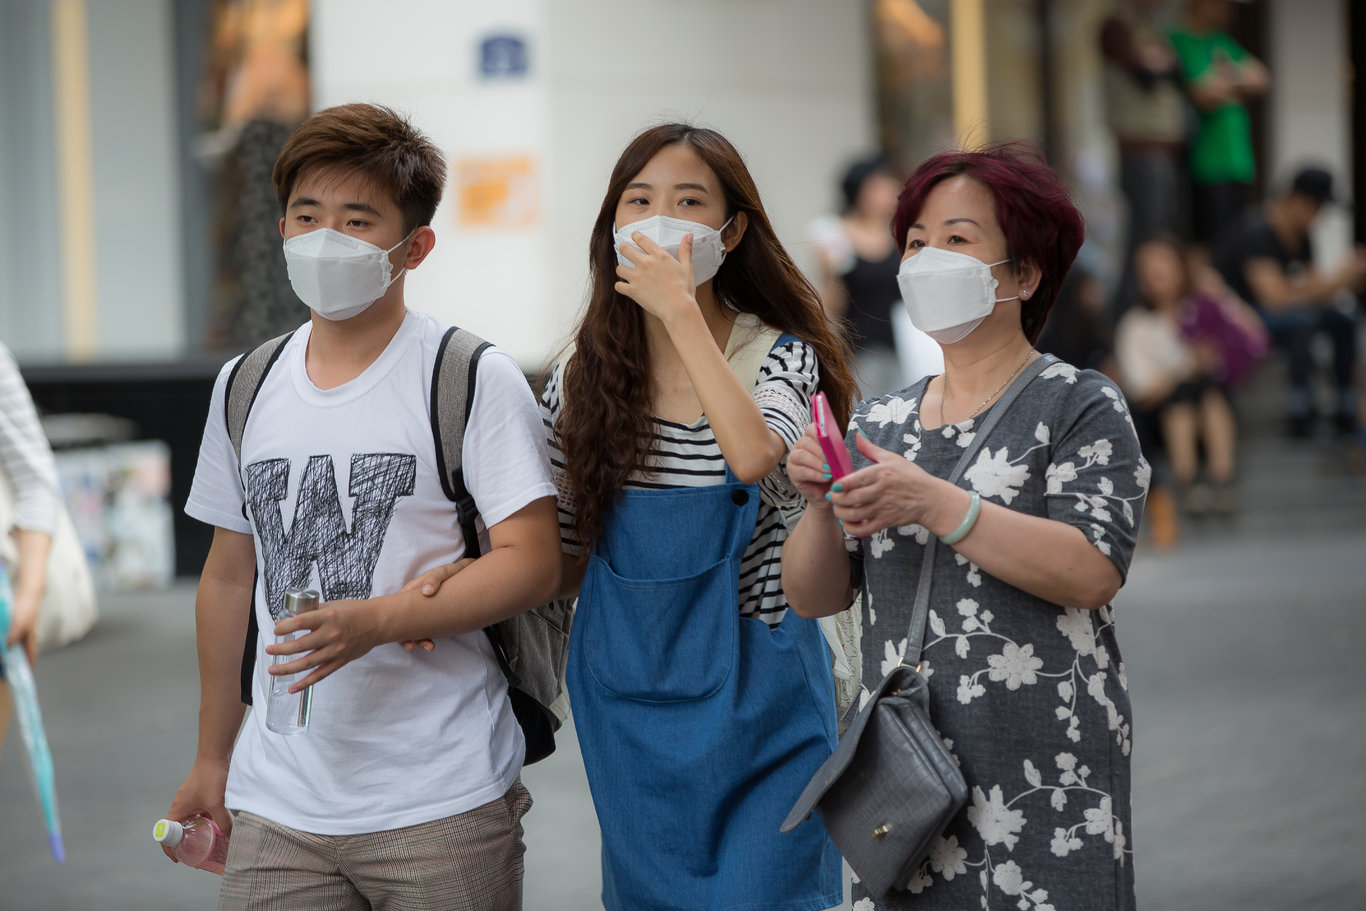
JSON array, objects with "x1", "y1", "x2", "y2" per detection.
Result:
[{"x1": 940, "y1": 349, "x2": 1036, "y2": 427}]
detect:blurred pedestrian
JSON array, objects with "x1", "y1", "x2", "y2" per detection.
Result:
[
  {"x1": 1116, "y1": 237, "x2": 1245, "y2": 518},
  {"x1": 1037, "y1": 265, "x2": 1118, "y2": 380},
  {"x1": 1213, "y1": 166, "x2": 1366, "y2": 437},
  {"x1": 0, "y1": 341, "x2": 59, "y2": 756},
  {"x1": 811, "y1": 155, "x2": 928, "y2": 395},
  {"x1": 1169, "y1": 0, "x2": 1269, "y2": 247},
  {"x1": 783, "y1": 143, "x2": 1146, "y2": 910},
  {"x1": 1100, "y1": 0, "x2": 1189, "y2": 314}
]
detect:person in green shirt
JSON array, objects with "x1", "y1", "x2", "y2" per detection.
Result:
[{"x1": 1169, "y1": 0, "x2": 1269, "y2": 246}]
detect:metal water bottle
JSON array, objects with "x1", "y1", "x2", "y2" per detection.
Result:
[{"x1": 265, "y1": 588, "x2": 319, "y2": 734}]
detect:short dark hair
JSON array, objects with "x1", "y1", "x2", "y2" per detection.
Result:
[
  {"x1": 1288, "y1": 166, "x2": 1345, "y2": 208},
  {"x1": 272, "y1": 103, "x2": 446, "y2": 234},
  {"x1": 840, "y1": 154, "x2": 891, "y2": 213},
  {"x1": 891, "y1": 142, "x2": 1085, "y2": 344}
]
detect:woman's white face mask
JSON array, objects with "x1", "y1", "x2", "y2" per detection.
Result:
[
  {"x1": 613, "y1": 215, "x2": 733, "y2": 286},
  {"x1": 283, "y1": 228, "x2": 414, "y2": 321},
  {"x1": 896, "y1": 246, "x2": 1017, "y2": 345}
]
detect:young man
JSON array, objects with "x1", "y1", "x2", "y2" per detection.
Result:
[
  {"x1": 1214, "y1": 166, "x2": 1366, "y2": 437},
  {"x1": 163, "y1": 103, "x2": 560, "y2": 909}
]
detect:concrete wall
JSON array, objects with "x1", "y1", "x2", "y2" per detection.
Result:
[
  {"x1": 86, "y1": 0, "x2": 184, "y2": 359},
  {"x1": 0, "y1": 0, "x2": 63, "y2": 360},
  {"x1": 311, "y1": 0, "x2": 873, "y2": 370},
  {"x1": 0, "y1": 0, "x2": 182, "y2": 362},
  {"x1": 1266, "y1": 0, "x2": 1353, "y2": 266}
]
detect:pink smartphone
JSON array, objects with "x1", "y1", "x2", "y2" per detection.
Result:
[{"x1": 811, "y1": 392, "x2": 855, "y2": 480}]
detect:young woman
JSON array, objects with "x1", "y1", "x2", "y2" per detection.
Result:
[{"x1": 548, "y1": 124, "x2": 858, "y2": 910}]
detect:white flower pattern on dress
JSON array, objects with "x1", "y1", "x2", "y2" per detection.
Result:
[{"x1": 849, "y1": 364, "x2": 1145, "y2": 910}]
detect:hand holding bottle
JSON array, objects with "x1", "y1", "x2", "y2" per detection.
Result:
[{"x1": 153, "y1": 813, "x2": 229, "y2": 875}]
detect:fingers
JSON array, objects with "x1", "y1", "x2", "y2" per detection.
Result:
[
  {"x1": 854, "y1": 429, "x2": 895, "y2": 463},
  {"x1": 398, "y1": 560, "x2": 469, "y2": 597}
]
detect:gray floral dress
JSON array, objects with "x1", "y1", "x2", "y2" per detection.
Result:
[{"x1": 846, "y1": 361, "x2": 1149, "y2": 911}]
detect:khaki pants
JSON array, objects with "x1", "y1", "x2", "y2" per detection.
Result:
[{"x1": 218, "y1": 780, "x2": 532, "y2": 911}]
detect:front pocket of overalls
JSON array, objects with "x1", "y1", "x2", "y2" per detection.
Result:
[{"x1": 580, "y1": 554, "x2": 738, "y2": 703}]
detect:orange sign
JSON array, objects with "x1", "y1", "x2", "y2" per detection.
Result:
[{"x1": 456, "y1": 155, "x2": 539, "y2": 228}]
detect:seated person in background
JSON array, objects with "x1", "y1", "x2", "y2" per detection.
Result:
[
  {"x1": 1213, "y1": 166, "x2": 1366, "y2": 437},
  {"x1": 1117, "y1": 237, "x2": 1241, "y2": 516}
]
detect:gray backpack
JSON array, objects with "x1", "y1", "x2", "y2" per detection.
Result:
[{"x1": 222, "y1": 326, "x2": 569, "y2": 763}]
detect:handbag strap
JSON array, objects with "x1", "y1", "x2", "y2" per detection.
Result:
[{"x1": 902, "y1": 353, "x2": 1055, "y2": 667}]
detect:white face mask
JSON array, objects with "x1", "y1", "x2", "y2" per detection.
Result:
[
  {"x1": 282, "y1": 228, "x2": 414, "y2": 321},
  {"x1": 896, "y1": 246, "x2": 1018, "y2": 345},
  {"x1": 613, "y1": 215, "x2": 734, "y2": 286}
]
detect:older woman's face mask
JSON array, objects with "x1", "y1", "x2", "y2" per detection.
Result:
[{"x1": 897, "y1": 247, "x2": 1017, "y2": 345}]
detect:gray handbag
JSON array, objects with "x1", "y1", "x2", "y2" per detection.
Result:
[{"x1": 781, "y1": 354, "x2": 1054, "y2": 898}]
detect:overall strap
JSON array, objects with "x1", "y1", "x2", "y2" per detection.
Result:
[{"x1": 902, "y1": 354, "x2": 1055, "y2": 667}]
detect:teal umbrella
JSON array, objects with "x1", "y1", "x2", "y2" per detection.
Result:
[{"x1": 0, "y1": 565, "x2": 64, "y2": 862}]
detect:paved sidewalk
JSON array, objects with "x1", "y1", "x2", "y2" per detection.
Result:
[{"x1": 1, "y1": 431, "x2": 1362, "y2": 910}]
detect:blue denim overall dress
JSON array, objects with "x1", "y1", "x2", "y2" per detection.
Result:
[{"x1": 567, "y1": 465, "x2": 843, "y2": 911}]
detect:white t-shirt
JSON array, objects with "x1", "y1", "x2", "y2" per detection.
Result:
[{"x1": 186, "y1": 310, "x2": 556, "y2": 835}]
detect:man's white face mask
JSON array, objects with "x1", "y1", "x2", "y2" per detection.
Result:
[{"x1": 283, "y1": 228, "x2": 414, "y2": 321}]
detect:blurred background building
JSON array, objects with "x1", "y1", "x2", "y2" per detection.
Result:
[{"x1": 0, "y1": 0, "x2": 1361, "y2": 575}]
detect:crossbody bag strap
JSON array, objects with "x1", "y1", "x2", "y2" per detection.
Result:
[{"x1": 902, "y1": 353, "x2": 1056, "y2": 667}]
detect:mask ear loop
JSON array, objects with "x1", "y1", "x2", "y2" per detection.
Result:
[
  {"x1": 382, "y1": 229, "x2": 419, "y2": 290},
  {"x1": 986, "y1": 257, "x2": 1019, "y2": 304}
]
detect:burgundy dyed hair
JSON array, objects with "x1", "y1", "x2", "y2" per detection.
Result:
[{"x1": 890, "y1": 142, "x2": 1084, "y2": 344}]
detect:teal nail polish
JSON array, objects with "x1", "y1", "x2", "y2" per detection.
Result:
[
  {"x1": 824, "y1": 492, "x2": 832, "y2": 502},
  {"x1": 821, "y1": 472, "x2": 832, "y2": 480},
  {"x1": 822, "y1": 462, "x2": 829, "y2": 471},
  {"x1": 856, "y1": 426, "x2": 868, "y2": 437},
  {"x1": 831, "y1": 483, "x2": 844, "y2": 492}
]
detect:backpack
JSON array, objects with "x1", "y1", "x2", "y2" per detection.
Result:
[{"x1": 222, "y1": 326, "x2": 568, "y2": 764}]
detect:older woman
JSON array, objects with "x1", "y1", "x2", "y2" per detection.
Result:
[{"x1": 782, "y1": 145, "x2": 1148, "y2": 910}]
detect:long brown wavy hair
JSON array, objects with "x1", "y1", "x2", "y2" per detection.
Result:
[{"x1": 558, "y1": 124, "x2": 858, "y2": 548}]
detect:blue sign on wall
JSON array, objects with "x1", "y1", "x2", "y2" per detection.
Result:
[{"x1": 479, "y1": 34, "x2": 528, "y2": 79}]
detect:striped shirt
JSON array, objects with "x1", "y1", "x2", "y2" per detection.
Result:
[
  {"x1": 542, "y1": 338, "x2": 819, "y2": 625},
  {"x1": 0, "y1": 341, "x2": 61, "y2": 536}
]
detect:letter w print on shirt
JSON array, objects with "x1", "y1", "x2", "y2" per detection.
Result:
[{"x1": 247, "y1": 453, "x2": 417, "y2": 618}]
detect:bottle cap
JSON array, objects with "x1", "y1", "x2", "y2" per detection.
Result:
[
  {"x1": 281, "y1": 588, "x2": 320, "y2": 617},
  {"x1": 153, "y1": 818, "x2": 185, "y2": 847}
]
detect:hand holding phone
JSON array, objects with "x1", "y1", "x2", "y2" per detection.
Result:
[{"x1": 811, "y1": 392, "x2": 855, "y2": 480}]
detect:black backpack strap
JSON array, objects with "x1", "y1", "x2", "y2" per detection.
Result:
[
  {"x1": 431, "y1": 326, "x2": 492, "y2": 556},
  {"x1": 222, "y1": 331, "x2": 294, "y2": 706}
]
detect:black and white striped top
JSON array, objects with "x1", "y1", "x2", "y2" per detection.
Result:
[{"x1": 541, "y1": 338, "x2": 819, "y2": 625}]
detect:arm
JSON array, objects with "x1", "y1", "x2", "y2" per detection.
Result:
[
  {"x1": 5, "y1": 529, "x2": 52, "y2": 664},
  {"x1": 0, "y1": 344, "x2": 61, "y2": 662},
  {"x1": 1188, "y1": 42, "x2": 1268, "y2": 110},
  {"x1": 830, "y1": 434, "x2": 1121, "y2": 611},
  {"x1": 269, "y1": 496, "x2": 561, "y2": 690},
  {"x1": 1243, "y1": 252, "x2": 1366, "y2": 312},
  {"x1": 616, "y1": 233, "x2": 787, "y2": 483},
  {"x1": 162, "y1": 527, "x2": 255, "y2": 855},
  {"x1": 781, "y1": 425, "x2": 856, "y2": 618}
]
